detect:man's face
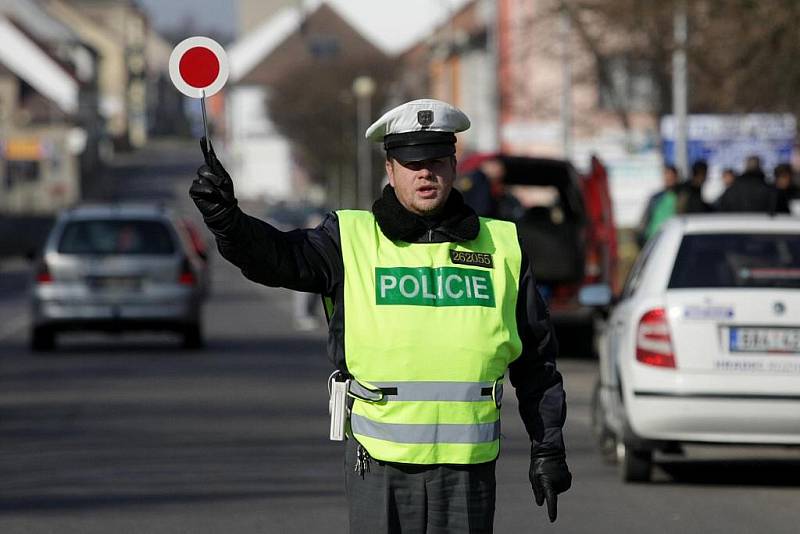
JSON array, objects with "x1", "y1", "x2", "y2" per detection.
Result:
[
  {"x1": 693, "y1": 168, "x2": 707, "y2": 186},
  {"x1": 386, "y1": 156, "x2": 456, "y2": 216},
  {"x1": 722, "y1": 170, "x2": 736, "y2": 187},
  {"x1": 664, "y1": 168, "x2": 678, "y2": 188}
]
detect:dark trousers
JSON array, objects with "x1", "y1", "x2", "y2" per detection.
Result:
[{"x1": 344, "y1": 438, "x2": 497, "y2": 533}]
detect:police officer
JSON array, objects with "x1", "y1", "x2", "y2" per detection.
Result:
[{"x1": 190, "y1": 99, "x2": 571, "y2": 533}]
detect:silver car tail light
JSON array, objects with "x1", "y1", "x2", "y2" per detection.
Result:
[
  {"x1": 35, "y1": 260, "x2": 53, "y2": 284},
  {"x1": 178, "y1": 258, "x2": 197, "y2": 286}
]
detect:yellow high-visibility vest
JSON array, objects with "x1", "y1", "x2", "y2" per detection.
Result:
[{"x1": 338, "y1": 209, "x2": 523, "y2": 464}]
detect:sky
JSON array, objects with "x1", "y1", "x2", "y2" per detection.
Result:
[{"x1": 136, "y1": 0, "x2": 469, "y2": 53}]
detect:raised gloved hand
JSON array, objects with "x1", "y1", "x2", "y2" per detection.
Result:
[
  {"x1": 529, "y1": 449, "x2": 572, "y2": 523},
  {"x1": 190, "y1": 137, "x2": 237, "y2": 222}
]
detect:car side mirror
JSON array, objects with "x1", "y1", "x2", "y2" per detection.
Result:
[{"x1": 579, "y1": 284, "x2": 613, "y2": 307}]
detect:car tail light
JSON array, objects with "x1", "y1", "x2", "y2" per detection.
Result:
[
  {"x1": 584, "y1": 247, "x2": 602, "y2": 284},
  {"x1": 636, "y1": 308, "x2": 676, "y2": 368},
  {"x1": 178, "y1": 258, "x2": 196, "y2": 286},
  {"x1": 553, "y1": 283, "x2": 578, "y2": 300},
  {"x1": 36, "y1": 261, "x2": 53, "y2": 284},
  {"x1": 181, "y1": 219, "x2": 208, "y2": 261}
]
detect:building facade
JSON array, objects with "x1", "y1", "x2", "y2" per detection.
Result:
[
  {"x1": 403, "y1": 0, "x2": 663, "y2": 227},
  {"x1": 227, "y1": 3, "x2": 387, "y2": 203},
  {"x1": 0, "y1": 5, "x2": 86, "y2": 214},
  {"x1": 67, "y1": 0, "x2": 150, "y2": 149}
]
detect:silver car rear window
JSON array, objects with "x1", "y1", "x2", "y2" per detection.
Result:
[
  {"x1": 57, "y1": 219, "x2": 176, "y2": 255},
  {"x1": 669, "y1": 233, "x2": 800, "y2": 289}
]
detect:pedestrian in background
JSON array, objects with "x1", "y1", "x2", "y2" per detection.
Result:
[
  {"x1": 457, "y1": 156, "x2": 513, "y2": 219},
  {"x1": 458, "y1": 157, "x2": 495, "y2": 217},
  {"x1": 713, "y1": 167, "x2": 738, "y2": 210},
  {"x1": 675, "y1": 160, "x2": 711, "y2": 214},
  {"x1": 774, "y1": 163, "x2": 797, "y2": 214},
  {"x1": 637, "y1": 164, "x2": 679, "y2": 246},
  {"x1": 293, "y1": 209, "x2": 326, "y2": 331},
  {"x1": 721, "y1": 167, "x2": 737, "y2": 189},
  {"x1": 189, "y1": 98, "x2": 571, "y2": 533},
  {"x1": 716, "y1": 155, "x2": 788, "y2": 213}
]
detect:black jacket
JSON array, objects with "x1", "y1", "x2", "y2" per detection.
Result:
[
  {"x1": 716, "y1": 171, "x2": 787, "y2": 213},
  {"x1": 675, "y1": 181, "x2": 711, "y2": 214},
  {"x1": 203, "y1": 186, "x2": 567, "y2": 455}
]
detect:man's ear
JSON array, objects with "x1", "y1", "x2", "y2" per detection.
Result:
[{"x1": 385, "y1": 159, "x2": 395, "y2": 187}]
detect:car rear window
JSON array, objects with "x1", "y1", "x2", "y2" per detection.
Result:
[
  {"x1": 669, "y1": 233, "x2": 800, "y2": 289},
  {"x1": 58, "y1": 219, "x2": 176, "y2": 255}
]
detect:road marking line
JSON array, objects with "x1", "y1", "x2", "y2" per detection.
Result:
[{"x1": 0, "y1": 314, "x2": 28, "y2": 340}]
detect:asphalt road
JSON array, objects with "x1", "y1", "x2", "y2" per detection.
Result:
[{"x1": 1, "y1": 139, "x2": 799, "y2": 533}]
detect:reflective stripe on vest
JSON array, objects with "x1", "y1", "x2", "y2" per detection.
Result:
[
  {"x1": 350, "y1": 414, "x2": 501, "y2": 444},
  {"x1": 337, "y1": 210, "x2": 522, "y2": 465},
  {"x1": 349, "y1": 380, "x2": 497, "y2": 402}
]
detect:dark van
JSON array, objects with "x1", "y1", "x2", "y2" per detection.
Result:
[{"x1": 458, "y1": 154, "x2": 617, "y2": 354}]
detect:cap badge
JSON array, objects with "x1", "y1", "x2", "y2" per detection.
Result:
[{"x1": 417, "y1": 110, "x2": 434, "y2": 128}]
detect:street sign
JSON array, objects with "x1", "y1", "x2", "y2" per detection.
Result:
[
  {"x1": 169, "y1": 36, "x2": 229, "y2": 98},
  {"x1": 662, "y1": 113, "x2": 796, "y2": 199}
]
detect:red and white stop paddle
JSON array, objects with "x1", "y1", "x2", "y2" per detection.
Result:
[{"x1": 169, "y1": 36, "x2": 229, "y2": 152}]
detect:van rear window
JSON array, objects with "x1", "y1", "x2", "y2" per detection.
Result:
[
  {"x1": 58, "y1": 220, "x2": 175, "y2": 255},
  {"x1": 669, "y1": 233, "x2": 800, "y2": 289}
]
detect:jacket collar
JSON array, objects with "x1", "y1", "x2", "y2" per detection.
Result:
[{"x1": 371, "y1": 184, "x2": 480, "y2": 243}]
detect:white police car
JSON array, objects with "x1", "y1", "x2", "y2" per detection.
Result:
[{"x1": 583, "y1": 215, "x2": 800, "y2": 482}]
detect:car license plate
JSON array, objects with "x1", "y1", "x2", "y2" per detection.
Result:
[
  {"x1": 729, "y1": 327, "x2": 800, "y2": 354},
  {"x1": 88, "y1": 276, "x2": 142, "y2": 292}
]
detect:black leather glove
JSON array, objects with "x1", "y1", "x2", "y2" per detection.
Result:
[
  {"x1": 529, "y1": 450, "x2": 572, "y2": 523},
  {"x1": 190, "y1": 137, "x2": 237, "y2": 222}
]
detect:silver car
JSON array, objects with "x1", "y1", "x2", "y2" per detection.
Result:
[{"x1": 30, "y1": 204, "x2": 208, "y2": 350}]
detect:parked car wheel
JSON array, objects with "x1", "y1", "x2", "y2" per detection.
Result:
[
  {"x1": 181, "y1": 323, "x2": 204, "y2": 349},
  {"x1": 617, "y1": 441, "x2": 652, "y2": 482},
  {"x1": 30, "y1": 326, "x2": 56, "y2": 352}
]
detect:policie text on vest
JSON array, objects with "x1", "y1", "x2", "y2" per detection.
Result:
[{"x1": 376, "y1": 267, "x2": 495, "y2": 307}]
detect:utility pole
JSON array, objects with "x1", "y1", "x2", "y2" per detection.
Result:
[
  {"x1": 560, "y1": 4, "x2": 573, "y2": 161},
  {"x1": 672, "y1": 0, "x2": 689, "y2": 178},
  {"x1": 484, "y1": 0, "x2": 501, "y2": 151}
]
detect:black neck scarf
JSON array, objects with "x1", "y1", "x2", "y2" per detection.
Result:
[{"x1": 371, "y1": 184, "x2": 480, "y2": 242}]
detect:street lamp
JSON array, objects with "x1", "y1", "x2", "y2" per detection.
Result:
[
  {"x1": 353, "y1": 75, "x2": 376, "y2": 209},
  {"x1": 672, "y1": 0, "x2": 689, "y2": 178}
]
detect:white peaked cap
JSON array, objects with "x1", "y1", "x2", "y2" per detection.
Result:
[{"x1": 365, "y1": 99, "x2": 471, "y2": 141}]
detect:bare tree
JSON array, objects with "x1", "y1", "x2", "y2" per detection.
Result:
[
  {"x1": 268, "y1": 56, "x2": 399, "y2": 207},
  {"x1": 555, "y1": 0, "x2": 800, "y2": 126},
  {"x1": 690, "y1": 0, "x2": 800, "y2": 118}
]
